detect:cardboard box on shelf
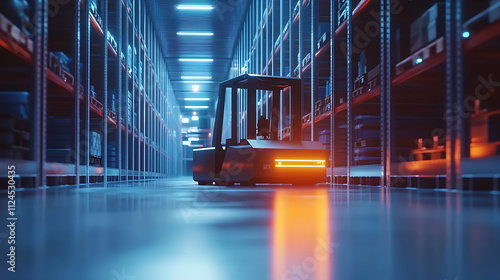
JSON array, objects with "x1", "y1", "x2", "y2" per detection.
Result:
[
  {"x1": 410, "y1": 3, "x2": 445, "y2": 54},
  {"x1": 490, "y1": 0, "x2": 500, "y2": 23}
]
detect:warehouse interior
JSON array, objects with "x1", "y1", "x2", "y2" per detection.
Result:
[{"x1": 0, "y1": 0, "x2": 500, "y2": 279}]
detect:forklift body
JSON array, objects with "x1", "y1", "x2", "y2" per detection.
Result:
[{"x1": 193, "y1": 74, "x2": 328, "y2": 185}]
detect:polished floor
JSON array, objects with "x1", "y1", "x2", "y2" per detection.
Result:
[{"x1": 1, "y1": 178, "x2": 500, "y2": 280}]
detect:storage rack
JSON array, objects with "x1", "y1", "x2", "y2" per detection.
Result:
[
  {"x1": 230, "y1": 0, "x2": 500, "y2": 191},
  {"x1": 0, "y1": 0, "x2": 182, "y2": 187}
]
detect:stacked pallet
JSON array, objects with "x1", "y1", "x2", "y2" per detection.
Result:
[
  {"x1": 107, "y1": 141, "x2": 117, "y2": 168},
  {"x1": 90, "y1": 131, "x2": 102, "y2": 166},
  {"x1": 47, "y1": 116, "x2": 73, "y2": 163},
  {"x1": 354, "y1": 115, "x2": 381, "y2": 165}
]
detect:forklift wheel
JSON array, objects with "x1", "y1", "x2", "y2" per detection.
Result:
[{"x1": 197, "y1": 181, "x2": 213, "y2": 185}]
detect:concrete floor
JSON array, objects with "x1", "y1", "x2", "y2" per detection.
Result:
[{"x1": 1, "y1": 178, "x2": 500, "y2": 280}]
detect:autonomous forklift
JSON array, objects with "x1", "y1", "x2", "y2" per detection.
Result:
[{"x1": 193, "y1": 74, "x2": 328, "y2": 185}]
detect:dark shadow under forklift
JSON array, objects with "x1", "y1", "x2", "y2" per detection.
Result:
[{"x1": 193, "y1": 74, "x2": 328, "y2": 186}]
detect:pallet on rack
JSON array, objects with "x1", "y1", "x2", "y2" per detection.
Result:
[
  {"x1": 317, "y1": 32, "x2": 329, "y2": 50},
  {"x1": 302, "y1": 52, "x2": 311, "y2": 68},
  {"x1": 367, "y1": 64, "x2": 380, "y2": 91},
  {"x1": 90, "y1": 155, "x2": 102, "y2": 166},
  {"x1": 396, "y1": 37, "x2": 445, "y2": 75},
  {"x1": 61, "y1": 69, "x2": 74, "y2": 86},
  {"x1": 293, "y1": 65, "x2": 300, "y2": 77},
  {"x1": 323, "y1": 95, "x2": 332, "y2": 114},
  {"x1": 411, "y1": 137, "x2": 445, "y2": 161},
  {"x1": 91, "y1": 97, "x2": 104, "y2": 111},
  {"x1": 314, "y1": 100, "x2": 324, "y2": 117},
  {"x1": 353, "y1": 74, "x2": 366, "y2": 98},
  {"x1": 283, "y1": 126, "x2": 291, "y2": 135},
  {"x1": 107, "y1": 110, "x2": 117, "y2": 121},
  {"x1": 0, "y1": 13, "x2": 33, "y2": 54},
  {"x1": 354, "y1": 138, "x2": 381, "y2": 148},
  {"x1": 302, "y1": 113, "x2": 312, "y2": 124}
]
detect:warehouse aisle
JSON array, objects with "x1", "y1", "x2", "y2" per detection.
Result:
[{"x1": 4, "y1": 179, "x2": 500, "y2": 280}]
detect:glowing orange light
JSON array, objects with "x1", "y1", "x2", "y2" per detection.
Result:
[{"x1": 274, "y1": 159, "x2": 326, "y2": 168}]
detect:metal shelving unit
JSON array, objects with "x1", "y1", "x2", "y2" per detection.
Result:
[
  {"x1": 230, "y1": 0, "x2": 500, "y2": 190},
  {"x1": 0, "y1": 0, "x2": 182, "y2": 187}
]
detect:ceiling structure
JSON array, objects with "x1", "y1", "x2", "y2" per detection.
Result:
[{"x1": 148, "y1": 0, "x2": 250, "y2": 116}]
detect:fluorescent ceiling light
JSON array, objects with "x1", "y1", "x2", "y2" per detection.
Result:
[
  {"x1": 182, "y1": 140, "x2": 191, "y2": 145},
  {"x1": 179, "y1": 81, "x2": 214, "y2": 84},
  {"x1": 181, "y1": 76, "x2": 212, "y2": 80},
  {"x1": 177, "y1": 5, "x2": 214, "y2": 10},
  {"x1": 192, "y1": 116, "x2": 199, "y2": 121},
  {"x1": 192, "y1": 85, "x2": 200, "y2": 92},
  {"x1": 177, "y1": 32, "x2": 214, "y2": 36},
  {"x1": 185, "y1": 106, "x2": 209, "y2": 109},
  {"x1": 184, "y1": 98, "x2": 210, "y2": 101},
  {"x1": 179, "y1": 58, "x2": 214, "y2": 62},
  {"x1": 188, "y1": 137, "x2": 200, "y2": 141},
  {"x1": 181, "y1": 118, "x2": 190, "y2": 123}
]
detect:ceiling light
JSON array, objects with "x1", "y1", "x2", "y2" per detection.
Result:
[
  {"x1": 462, "y1": 31, "x2": 470, "y2": 38},
  {"x1": 185, "y1": 106, "x2": 209, "y2": 109},
  {"x1": 177, "y1": 32, "x2": 214, "y2": 36},
  {"x1": 188, "y1": 137, "x2": 200, "y2": 141},
  {"x1": 192, "y1": 115, "x2": 199, "y2": 121},
  {"x1": 182, "y1": 140, "x2": 191, "y2": 146},
  {"x1": 179, "y1": 58, "x2": 214, "y2": 62},
  {"x1": 193, "y1": 112, "x2": 197, "y2": 115},
  {"x1": 182, "y1": 118, "x2": 190, "y2": 123},
  {"x1": 192, "y1": 85, "x2": 200, "y2": 92},
  {"x1": 181, "y1": 76, "x2": 212, "y2": 80},
  {"x1": 179, "y1": 81, "x2": 214, "y2": 84},
  {"x1": 184, "y1": 98, "x2": 210, "y2": 101},
  {"x1": 177, "y1": 5, "x2": 214, "y2": 10}
]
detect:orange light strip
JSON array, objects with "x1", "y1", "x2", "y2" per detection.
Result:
[{"x1": 275, "y1": 159, "x2": 326, "y2": 168}]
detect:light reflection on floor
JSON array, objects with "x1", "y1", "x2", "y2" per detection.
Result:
[{"x1": 1, "y1": 178, "x2": 499, "y2": 280}]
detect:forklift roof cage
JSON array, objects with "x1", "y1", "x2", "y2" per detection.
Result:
[{"x1": 213, "y1": 74, "x2": 303, "y2": 152}]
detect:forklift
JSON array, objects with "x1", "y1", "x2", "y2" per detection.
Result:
[{"x1": 193, "y1": 74, "x2": 328, "y2": 186}]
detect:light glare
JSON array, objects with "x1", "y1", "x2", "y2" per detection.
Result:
[
  {"x1": 179, "y1": 58, "x2": 214, "y2": 62},
  {"x1": 177, "y1": 32, "x2": 214, "y2": 36},
  {"x1": 184, "y1": 98, "x2": 210, "y2": 101},
  {"x1": 177, "y1": 5, "x2": 214, "y2": 10},
  {"x1": 181, "y1": 76, "x2": 212, "y2": 80}
]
